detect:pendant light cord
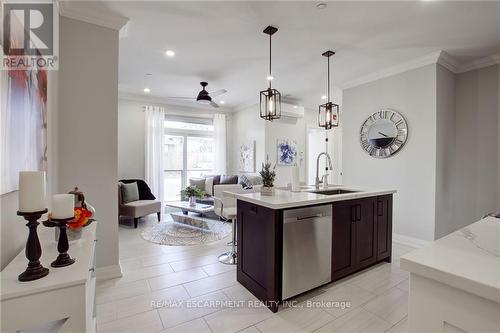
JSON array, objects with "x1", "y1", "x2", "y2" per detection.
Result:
[
  {"x1": 269, "y1": 33, "x2": 272, "y2": 89},
  {"x1": 327, "y1": 55, "x2": 330, "y2": 102}
]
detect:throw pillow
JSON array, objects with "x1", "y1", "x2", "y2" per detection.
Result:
[
  {"x1": 220, "y1": 175, "x2": 238, "y2": 184},
  {"x1": 246, "y1": 174, "x2": 263, "y2": 185},
  {"x1": 239, "y1": 174, "x2": 253, "y2": 188},
  {"x1": 189, "y1": 178, "x2": 206, "y2": 191},
  {"x1": 121, "y1": 182, "x2": 139, "y2": 203},
  {"x1": 205, "y1": 177, "x2": 214, "y2": 196}
]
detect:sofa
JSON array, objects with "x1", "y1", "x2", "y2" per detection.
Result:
[
  {"x1": 118, "y1": 179, "x2": 162, "y2": 228},
  {"x1": 189, "y1": 174, "x2": 263, "y2": 206}
]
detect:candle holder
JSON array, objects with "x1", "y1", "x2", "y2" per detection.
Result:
[
  {"x1": 17, "y1": 209, "x2": 50, "y2": 282},
  {"x1": 43, "y1": 217, "x2": 76, "y2": 267}
]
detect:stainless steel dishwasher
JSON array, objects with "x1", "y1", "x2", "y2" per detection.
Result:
[{"x1": 282, "y1": 204, "x2": 332, "y2": 299}]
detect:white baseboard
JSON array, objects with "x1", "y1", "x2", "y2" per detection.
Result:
[
  {"x1": 96, "y1": 263, "x2": 122, "y2": 281},
  {"x1": 393, "y1": 233, "x2": 430, "y2": 249}
]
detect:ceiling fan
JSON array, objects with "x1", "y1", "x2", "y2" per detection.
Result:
[{"x1": 168, "y1": 82, "x2": 227, "y2": 108}]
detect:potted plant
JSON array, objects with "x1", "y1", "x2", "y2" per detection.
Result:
[
  {"x1": 181, "y1": 186, "x2": 206, "y2": 206},
  {"x1": 259, "y1": 162, "x2": 276, "y2": 196}
]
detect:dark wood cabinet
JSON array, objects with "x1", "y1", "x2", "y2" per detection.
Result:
[
  {"x1": 332, "y1": 196, "x2": 391, "y2": 281},
  {"x1": 237, "y1": 194, "x2": 393, "y2": 312},
  {"x1": 376, "y1": 195, "x2": 393, "y2": 261},
  {"x1": 237, "y1": 200, "x2": 282, "y2": 312},
  {"x1": 332, "y1": 200, "x2": 357, "y2": 280}
]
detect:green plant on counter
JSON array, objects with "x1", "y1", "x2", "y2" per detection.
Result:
[
  {"x1": 180, "y1": 186, "x2": 206, "y2": 200},
  {"x1": 259, "y1": 162, "x2": 276, "y2": 188}
]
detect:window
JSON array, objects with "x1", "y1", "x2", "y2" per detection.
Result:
[{"x1": 163, "y1": 117, "x2": 214, "y2": 201}]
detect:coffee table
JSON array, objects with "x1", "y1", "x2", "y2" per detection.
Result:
[{"x1": 165, "y1": 201, "x2": 216, "y2": 230}]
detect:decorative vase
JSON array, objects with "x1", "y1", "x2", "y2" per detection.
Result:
[
  {"x1": 261, "y1": 186, "x2": 274, "y2": 196},
  {"x1": 55, "y1": 227, "x2": 82, "y2": 242},
  {"x1": 189, "y1": 196, "x2": 197, "y2": 206}
]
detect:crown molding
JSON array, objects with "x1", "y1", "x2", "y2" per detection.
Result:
[
  {"x1": 341, "y1": 51, "x2": 443, "y2": 90},
  {"x1": 341, "y1": 50, "x2": 500, "y2": 90},
  {"x1": 457, "y1": 53, "x2": 500, "y2": 73},
  {"x1": 58, "y1": 1, "x2": 129, "y2": 31}
]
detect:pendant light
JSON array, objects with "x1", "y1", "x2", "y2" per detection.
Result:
[
  {"x1": 260, "y1": 26, "x2": 281, "y2": 121},
  {"x1": 319, "y1": 50, "x2": 339, "y2": 129}
]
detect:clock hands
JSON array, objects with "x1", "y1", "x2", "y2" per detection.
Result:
[{"x1": 378, "y1": 132, "x2": 389, "y2": 137}]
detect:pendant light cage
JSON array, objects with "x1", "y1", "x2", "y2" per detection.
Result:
[
  {"x1": 319, "y1": 50, "x2": 339, "y2": 129},
  {"x1": 260, "y1": 26, "x2": 281, "y2": 121},
  {"x1": 319, "y1": 101, "x2": 340, "y2": 129}
]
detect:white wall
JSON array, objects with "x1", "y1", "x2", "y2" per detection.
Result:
[
  {"x1": 445, "y1": 64, "x2": 499, "y2": 237},
  {"x1": 58, "y1": 17, "x2": 120, "y2": 270},
  {"x1": 118, "y1": 99, "x2": 146, "y2": 179},
  {"x1": 434, "y1": 64, "x2": 456, "y2": 239},
  {"x1": 227, "y1": 104, "x2": 265, "y2": 175},
  {"x1": 343, "y1": 65, "x2": 438, "y2": 242}
]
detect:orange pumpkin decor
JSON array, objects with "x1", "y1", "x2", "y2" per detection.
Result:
[{"x1": 68, "y1": 207, "x2": 93, "y2": 230}]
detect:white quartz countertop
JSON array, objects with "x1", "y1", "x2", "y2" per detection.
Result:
[
  {"x1": 228, "y1": 185, "x2": 396, "y2": 210},
  {"x1": 400, "y1": 216, "x2": 500, "y2": 304}
]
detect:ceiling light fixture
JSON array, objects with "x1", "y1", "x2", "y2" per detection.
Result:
[
  {"x1": 316, "y1": 3, "x2": 327, "y2": 9},
  {"x1": 260, "y1": 25, "x2": 281, "y2": 121},
  {"x1": 318, "y1": 50, "x2": 339, "y2": 129},
  {"x1": 143, "y1": 88, "x2": 151, "y2": 93},
  {"x1": 165, "y1": 50, "x2": 175, "y2": 57},
  {"x1": 219, "y1": 100, "x2": 225, "y2": 104}
]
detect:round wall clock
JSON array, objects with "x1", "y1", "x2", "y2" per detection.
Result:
[{"x1": 360, "y1": 109, "x2": 408, "y2": 158}]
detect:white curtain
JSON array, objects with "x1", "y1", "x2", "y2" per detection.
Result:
[
  {"x1": 213, "y1": 113, "x2": 227, "y2": 174},
  {"x1": 144, "y1": 105, "x2": 165, "y2": 202}
]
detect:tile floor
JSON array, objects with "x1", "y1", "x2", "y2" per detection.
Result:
[{"x1": 96, "y1": 214, "x2": 414, "y2": 333}]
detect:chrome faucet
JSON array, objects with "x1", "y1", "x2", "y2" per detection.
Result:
[{"x1": 315, "y1": 152, "x2": 334, "y2": 189}]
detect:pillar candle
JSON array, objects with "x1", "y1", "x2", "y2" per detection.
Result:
[
  {"x1": 52, "y1": 194, "x2": 75, "y2": 219},
  {"x1": 18, "y1": 171, "x2": 47, "y2": 213}
]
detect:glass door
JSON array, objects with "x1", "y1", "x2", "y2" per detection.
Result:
[{"x1": 164, "y1": 135, "x2": 184, "y2": 201}]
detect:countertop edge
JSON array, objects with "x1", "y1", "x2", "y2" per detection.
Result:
[
  {"x1": 400, "y1": 256, "x2": 500, "y2": 304},
  {"x1": 233, "y1": 188, "x2": 396, "y2": 210}
]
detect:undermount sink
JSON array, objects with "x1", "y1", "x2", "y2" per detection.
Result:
[{"x1": 307, "y1": 189, "x2": 359, "y2": 195}]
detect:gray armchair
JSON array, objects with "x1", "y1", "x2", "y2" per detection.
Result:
[{"x1": 118, "y1": 179, "x2": 161, "y2": 228}]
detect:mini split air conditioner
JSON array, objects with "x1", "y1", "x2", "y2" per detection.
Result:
[{"x1": 281, "y1": 103, "x2": 305, "y2": 118}]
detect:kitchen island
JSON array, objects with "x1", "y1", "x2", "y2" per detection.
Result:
[
  {"x1": 401, "y1": 216, "x2": 500, "y2": 332},
  {"x1": 231, "y1": 186, "x2": 396, "y2": 312}
]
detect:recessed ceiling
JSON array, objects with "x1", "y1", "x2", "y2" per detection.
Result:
[{"x1": 103, "y1": 1, "x2": 500, "y2": 110}]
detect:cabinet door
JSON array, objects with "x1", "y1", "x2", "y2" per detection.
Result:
[
  {"x1": 332, "y1": 200, "x2": 356, "y2": 280},
  {"x1": 376, "y1": 195, "x2": 393, "y2": 261},
  {"x1": 355, "y1": 198, "x2": 377, "y2": 270},
  {"x1": 237, "y1": 200, "x2": 281, "y2": 312}
]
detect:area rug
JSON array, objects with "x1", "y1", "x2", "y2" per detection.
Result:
[{"x1": 141, "y1": 219, "x2": 232, "y2": 246}]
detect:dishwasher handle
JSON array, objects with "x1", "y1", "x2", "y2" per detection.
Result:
[{"x1": 296, "y1": 214, "x2": 323, "y2": 221}]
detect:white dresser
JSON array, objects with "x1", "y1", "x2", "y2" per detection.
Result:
[
  {"x1": 401, "y1": 217, "x2": 500, "y2": 333},
  {"x1": 1, "y1": 223, "x2": 97, "y2": 332}
]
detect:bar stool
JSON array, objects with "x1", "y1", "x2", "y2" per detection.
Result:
[{"x1": 214, "y1": 197, "x2": 237, "y2": 265}]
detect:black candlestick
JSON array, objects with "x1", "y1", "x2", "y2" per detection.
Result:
[
  {"x1": 43, "y1": 217, "x2": 76, "y2": 267},
  {"x1": 17, "y1": 209, "x2": 50, "y2": 282}
]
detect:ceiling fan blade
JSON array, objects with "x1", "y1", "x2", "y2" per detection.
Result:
[
  {"x1": 167, "y1": 96, "x2": 196, "y2": 101},
  {"x1": 209, "y1": 89, "x2": 227, "y2": 97},
  {"x1": 209, "y1": 101, "x2": 220, "y2": 108}
]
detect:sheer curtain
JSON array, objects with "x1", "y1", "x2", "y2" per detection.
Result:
[
  {"x1": 213, "y1": 114, "x2": 227, "y2": 174},
  {"x1": 144, "y1": 105, "x2": 165, "y2": 202}
]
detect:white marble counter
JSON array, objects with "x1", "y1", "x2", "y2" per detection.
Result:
[
  {"x1": 401, "y1": 216, "x2": 500, "y2": 303},
  {"x1": 228, "y1": 185, "x2": 396, "y2": 210}
]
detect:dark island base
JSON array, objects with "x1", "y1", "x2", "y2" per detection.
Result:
[{"x1": 236, "y1": 194, "x2": 393, "y2": 313}]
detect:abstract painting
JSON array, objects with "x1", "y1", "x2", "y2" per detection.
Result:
[
  {"x1": 0, "y1": 68, "x2": 47, "y2": 194},
  {"x1": 277, "y1": 139, "x2": 297, "y2": 166},
  {"x1": 239, "y1": 141, "x2": 255, "y2": 172}
]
